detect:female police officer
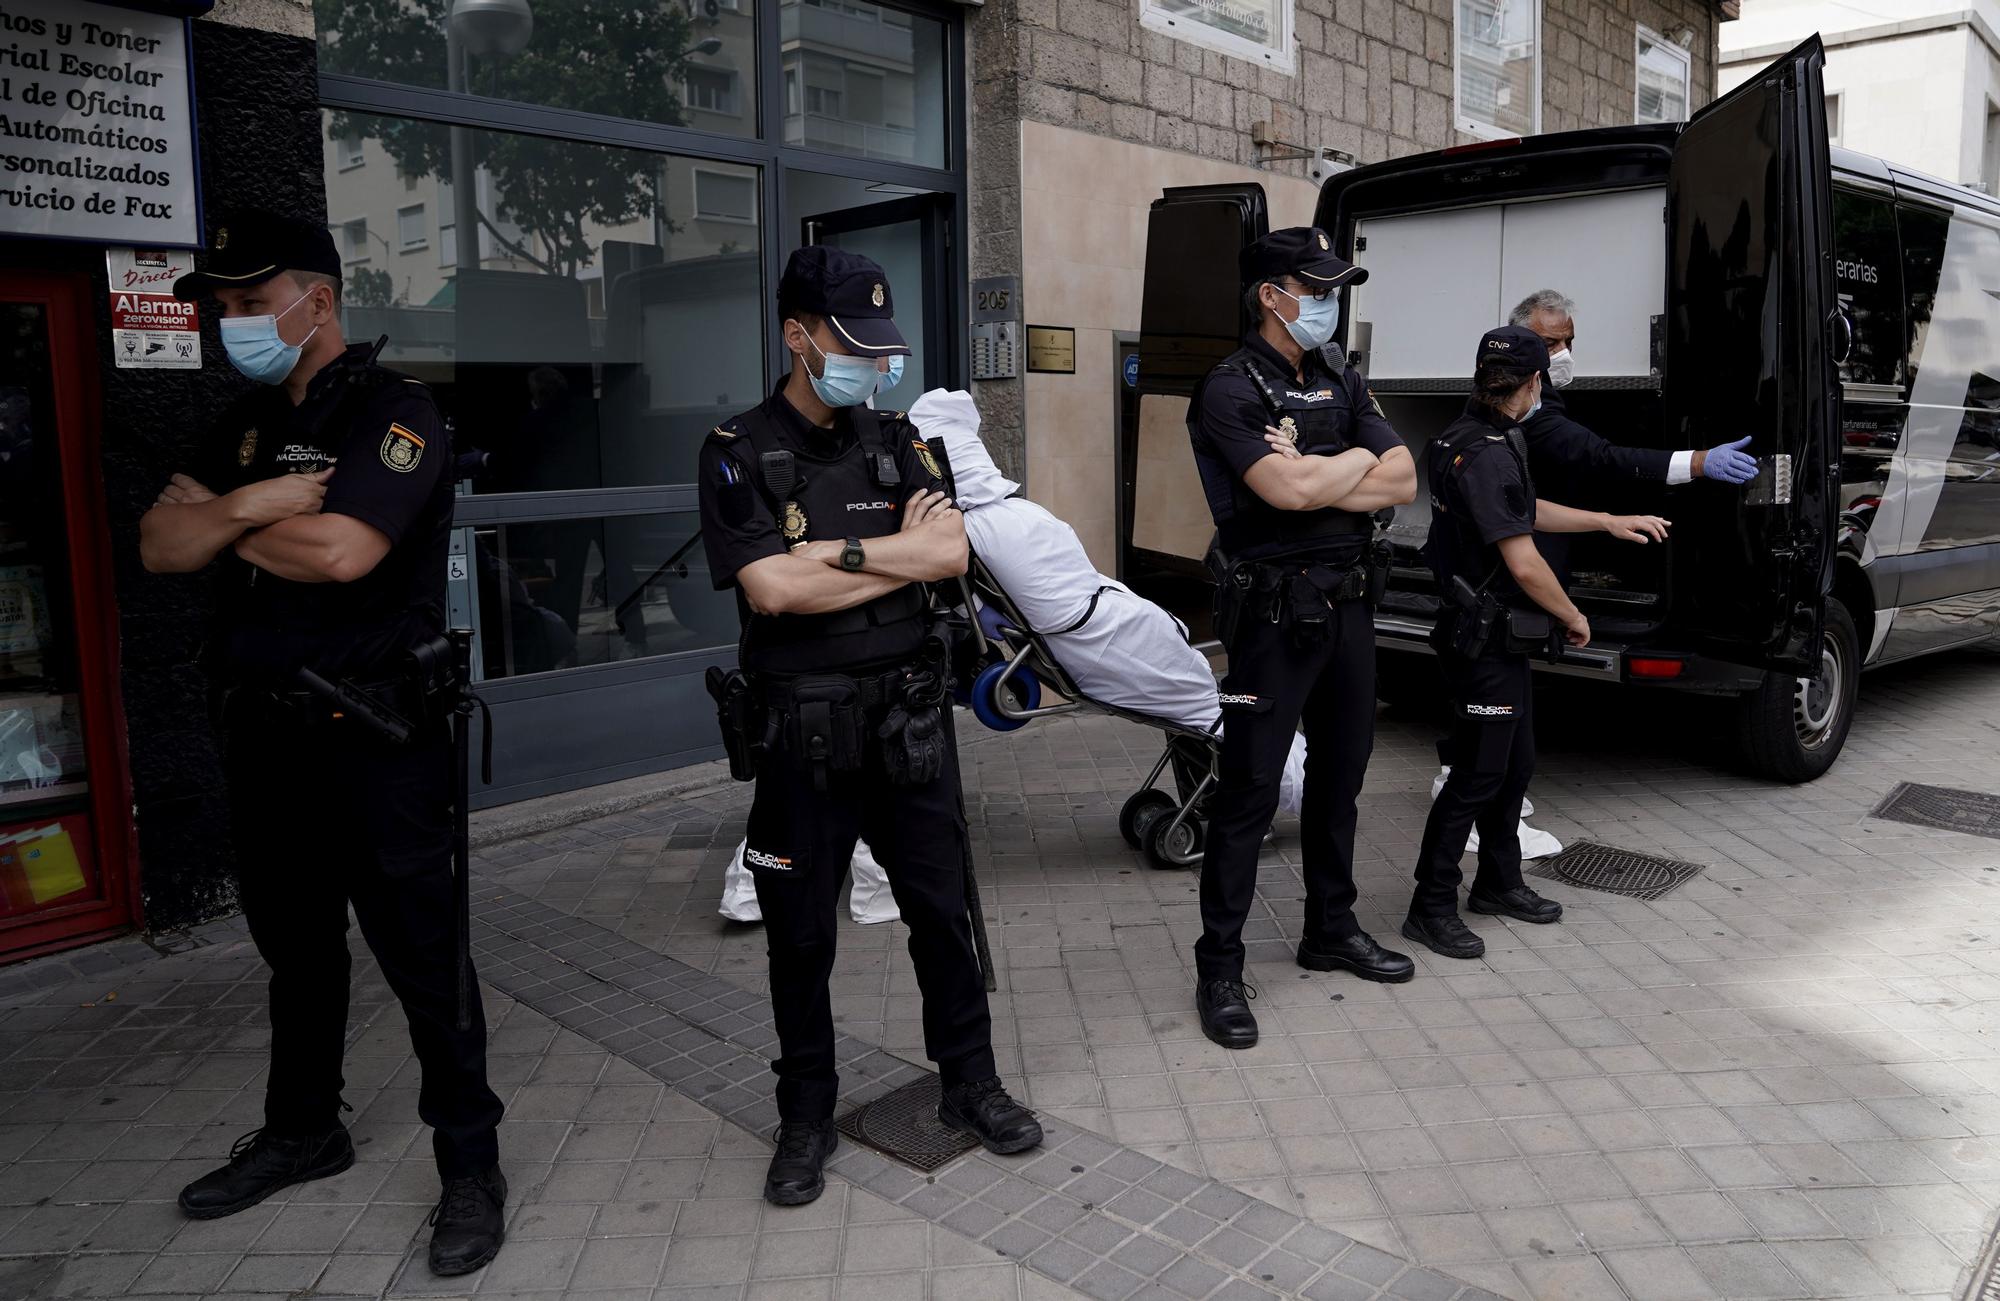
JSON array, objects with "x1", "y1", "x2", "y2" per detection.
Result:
[
  {"x1": 1186, "y1": 227, "x2": 1419, "y2": 1050},
  {"x1": 1404, "y1": 326, "x2": 1669, "y2": 958},
  {"x1": 697, "y1": 246, "x2": 1040, "y2": 1207}
]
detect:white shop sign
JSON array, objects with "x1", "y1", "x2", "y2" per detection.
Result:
[{"x1": 0, "y1": 0, "x2": 200, "y2": 247}]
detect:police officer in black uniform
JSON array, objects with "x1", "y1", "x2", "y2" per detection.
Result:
[
  {"x1": 1405, "y1": 326, "x2": 1668, "y2": 958},
  {"x1": 698, "y1": 246, "x2": 1041, "y2": 1207},
  {"x1": 140, "y1": 211, "x2": 505, "y2": 1275},
  {"x1": 1187, "y1": 227, "x2": 1421, "y2": 1049}
]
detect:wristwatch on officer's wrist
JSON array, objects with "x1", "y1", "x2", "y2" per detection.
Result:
[{"x1": 840, "y1": 536, "x2": 865, "y2": 572}]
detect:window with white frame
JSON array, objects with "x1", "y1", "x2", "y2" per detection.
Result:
[
  {"x1": 340, "y1": 218, "x2": 370, "y2": 264},
  {"x1": 1984, "y1": 101, "x2": 1998, "y2": 195},
  {"x1": 1634, "y1": 26, "x2": 1690, "y2": 124},
  {"x1": 1455, "y1": 0, "x2": 1539, "y2": 139},
  {"x1": 1138, "y1": 0, "x2": 1294, "y2": 76},
  {"x1": 684, "y1": 66, "x2": 737, "y2": 116},
  {"x1": 396, "y1": 203, "x2": 427, "y2": 252},
  {"x1": 336, "y1": 132, "x2": 365, "y2": 170},
  {"x1": 1826, "y1": 92, "x2": 1843, "y2": 145},
  {"x1": 693, "y1": 168, "x2": 757, "y2": 223}
]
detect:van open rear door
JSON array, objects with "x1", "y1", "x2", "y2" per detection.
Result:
[
  {"x1": 1126, "y1": 185, "x2": 1268, "y2": 572},
  {"x1": 1664, "y1": 36, "x2": 1838, "y2": 675}
]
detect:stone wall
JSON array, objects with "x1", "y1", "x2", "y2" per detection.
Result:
[{"x1": 967, "y1": 0, "x2": 1724, "y2": 474}]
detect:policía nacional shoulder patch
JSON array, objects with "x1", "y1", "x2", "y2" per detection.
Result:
[
  {"x1": 911, "y1": 439, "x2": 942, "y2": 481},
  {"x1": 380, "y1": 422, "x2": 425, "y2": 473}
]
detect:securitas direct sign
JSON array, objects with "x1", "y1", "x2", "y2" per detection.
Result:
[{"x1": 0, "y1": 0, "x2": 200, "y2": 247}]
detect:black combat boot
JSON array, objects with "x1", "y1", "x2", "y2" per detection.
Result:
[
  {"x1": 1468, "y1": 885, "x2": 1563, "y2": 923},
  {"x1": 765, "y1": 1119, "x2": 839, "y2": 1206},
  {"x1": 1196, "y1": 977, "x2": 1259, "y2": 1049},
  {"x1": 940, "y1": 1078, "x2": 1043, "y2": 1154},
  {"x1": 1402, "y1": 912, "x2": 1487, "y2": 959},
  {"x1": 1297, "y1": 932, "x2": 1417, "y2": 982},
  {"x1": 428, "y1": 1166, "x2": 507, "y2": 1275},
  {"x1": 178, "y1": 1126, "x2": 355, "y2": 1220}
]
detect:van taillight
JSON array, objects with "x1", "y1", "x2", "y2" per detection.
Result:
[{"x1": 1629, "y1": 657, "x2": 1685, "y2": 680}]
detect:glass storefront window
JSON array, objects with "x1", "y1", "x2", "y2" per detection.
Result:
[
  {"x1": 0, "y1": 303, "x2": 100, "y2": 923},
  {"x1": 469, "y1": 512, "x2": 734, "y2": 678},
  {"x1": 321, "y1": 110, "x2": 766, "y2": 493},
  {"x1": 781, "y1": 0, "x2": 948, "y2": 167},
  {"x1": 315, "y1": 0, "x2": 758, "y2": 139}
]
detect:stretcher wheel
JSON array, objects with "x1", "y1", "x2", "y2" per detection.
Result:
[
  {"x1": 1119, "y1": 789, "x2": 1177, "y2": 850},
  {"x1": 1143, "y1": 811, "x2": 1204, "y2": 871},
  {"x1": 970, "y1": 662, "x2": 1041, "y2": 732}
]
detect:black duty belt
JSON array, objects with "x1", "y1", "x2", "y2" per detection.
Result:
[{"x1": 752, "y1": 665, "x2": 908, "y2": 711}]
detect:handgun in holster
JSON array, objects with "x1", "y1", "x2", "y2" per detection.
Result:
[
  {"x1": 1446, "y1": 574, "x2": 1500, "y2": 658},
  {"x1": 705, "y1": 665, "x2": 764, "y2": 783}
]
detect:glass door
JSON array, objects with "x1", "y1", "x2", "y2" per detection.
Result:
[
  {"x1": 800, "y1": 190, "x2": 950, "y2": 410},
  {"x1": 0, "y1": 273, "x2": 135, "y2": 960}
]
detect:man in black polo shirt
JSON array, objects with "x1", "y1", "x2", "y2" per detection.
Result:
[
  {"x1": 1185, "y1": 227, "x2": 1421, "y2": 1050},
  {"x1": 140, "y1": 210, "x2": 505, "y2": 1276}
]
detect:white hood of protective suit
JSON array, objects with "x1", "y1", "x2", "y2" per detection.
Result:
[{"x1": 910, "y1": 389, "x2": 1018, "y2": 508}]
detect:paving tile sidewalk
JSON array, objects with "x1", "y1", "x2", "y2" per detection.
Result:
[{"x1": 3, "y1": 640, "x2": 2000, "y2": 1299}]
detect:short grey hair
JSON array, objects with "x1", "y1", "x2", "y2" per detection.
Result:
[{"x1": 1509, "y1": 289, "x2": 1573, "y2": 326}]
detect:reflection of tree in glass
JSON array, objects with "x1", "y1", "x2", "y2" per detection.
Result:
[
  {"x1": 347, "y1": 266, "x2": 397, "y2": 308},
  {"x1": 319, "y1": 0, "x2": 692, "y2": 278}
]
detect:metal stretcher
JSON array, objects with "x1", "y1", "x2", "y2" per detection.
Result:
[{"x1": 942, "y1": 553, "x2": 1223, "y2": 872}]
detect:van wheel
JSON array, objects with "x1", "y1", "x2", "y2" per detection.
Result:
[
  {"x1": 1376, "y1": 650, "x2": 1445, "y2": 716},
  {"x1": 1732, "y1": 600, "x2": 1860, "y2": 784}
]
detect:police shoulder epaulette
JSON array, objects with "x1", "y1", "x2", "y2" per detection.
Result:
[
  {"x1": 709, "y1": 424, "x2": 738, "y2": 440},
  {"x1": 878, "y1": 410, "x2": 906, "y2": 422}
]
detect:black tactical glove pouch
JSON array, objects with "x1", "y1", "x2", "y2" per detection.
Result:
[{"x1": 880, "y1": 667, "x2": 947, "y2": 786}]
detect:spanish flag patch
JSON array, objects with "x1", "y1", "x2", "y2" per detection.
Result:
[{"x1": 380, "y1": 422, "x2": 425, "y2": 473}]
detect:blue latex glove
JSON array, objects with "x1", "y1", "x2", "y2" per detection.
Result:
[{"x1": 1702, "y1": 436, "x2": 1759, "y2": 485}]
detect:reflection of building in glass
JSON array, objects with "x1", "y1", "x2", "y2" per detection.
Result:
[
  {"x1": 1457, "y1": 0, "x2": 1537, "y2": 136},
  {"x1": 782, "y1": 0, "x2": 945, "y2": 165}
]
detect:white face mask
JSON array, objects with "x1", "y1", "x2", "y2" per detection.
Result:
[{"x1": 1547, "y1": 347, "x2": 1575, "y2": 389}]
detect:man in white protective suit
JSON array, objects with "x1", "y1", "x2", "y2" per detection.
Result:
[{"x1": 718, "y1": 389, "x2": 1308, "y2": 924}]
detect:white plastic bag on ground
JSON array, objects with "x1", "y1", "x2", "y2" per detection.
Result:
[
  {"x1": 1430, "y1": 766, "x2": 1562, "y2": 860},
  {"x1": 719, "y1": 838, "x2": 901, "y2": 924}
]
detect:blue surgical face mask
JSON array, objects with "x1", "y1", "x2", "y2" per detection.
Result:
[
  {"x1": 1525, "y1": 400, "x2": 1542, "y2": 421},
  {"x1": 220, "y1": 291, "x2": 318, "y2": 385},
  {"x1": 1275, "y1": 286, "x2": 1340, "y2": 352},
  {"x1": 879, "y1": 353, "x2": 906, "y2": 394},
  {"x1": 803, "y1": 330, "x2": 890, "y2": 408}
]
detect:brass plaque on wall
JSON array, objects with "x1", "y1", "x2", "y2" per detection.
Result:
[{"x1": 1025, "y1": 325, "x2": 1076, "y2": 374}]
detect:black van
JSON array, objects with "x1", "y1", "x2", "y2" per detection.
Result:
[{"x1": 1130, "y1": 36, "x2": 2000, "y2": 782}]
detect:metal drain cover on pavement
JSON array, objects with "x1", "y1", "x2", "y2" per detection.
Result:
[
  {"x1": 835, "y1": 1076, "x2": 978, "y2": 1173},
  {"x1": 1872, "y1": 782, "x2": 2000, "y2": 841},
  {"x1": 1526, "y1": 841, "x2": 1704, "y2": 901}
]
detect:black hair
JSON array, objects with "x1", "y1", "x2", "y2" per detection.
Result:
[
  {"x1": 1242, "y1": 281, "x2": 1269, "y2": 324},
  {"x1": 778, "y1": 303, "x2": 824, "y2": 332},
  {"x1": 1472, "y1": 361, "x2": 1535, "y2": 410}
]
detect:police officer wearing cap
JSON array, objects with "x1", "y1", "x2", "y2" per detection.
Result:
[
  {"x1": 698, "y1": 246, "x2": 1041, "y2": 1207},
  {"x1": 139, "y1": 209, "x2": 506, "y2": 1275},
  {"x1": 1188, "y1": 227, "x2": 1420, "y2": 1049},
  {"x1": 1404, "y1": 326, "x2": 1668, "y2": 959}
]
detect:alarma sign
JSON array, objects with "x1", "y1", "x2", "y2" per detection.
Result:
[{"x1": 107, "y1": 246, "x2": 199, "y2": 369}]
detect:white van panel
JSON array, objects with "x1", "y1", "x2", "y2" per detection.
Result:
[
  {"x1": 1349, "y1": 207, "x2": 1502, "y2": 380},
  {"x1": 1352, "y1": 188, "x2": 1666, "y2": 381}
]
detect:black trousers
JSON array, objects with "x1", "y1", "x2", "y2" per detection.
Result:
[
  {"x1": 1196, "y1": 598, "x2": 1376, "y2": 982},
  {"x1": 743, "y1": 720, "x2": 995, "y2": 1122},
  {"x1": 223, "y1": 705, "x2": 503, "y2": 1178},
  {"x1": 1409, "y1": 646, "x2": 1535, "y2": 917}
]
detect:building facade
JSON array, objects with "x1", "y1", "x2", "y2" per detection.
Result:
[
  {"x1": 1722, "y1": 0, "x2": 2000, "y2": 196},
  {"x1": 9, "y1": 0, "x2": 1729, "y2": 959}
]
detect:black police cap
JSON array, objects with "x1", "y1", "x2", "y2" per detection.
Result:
[
  {"x1": 777, "y1": 245, "x2": 910, "y2": 357},
  {"x1": 1476, "y1": 325, "x2": 1550, "y2": 377},
  {"x1": 172, "y1": 208, "x2": 342, "y2": 301},
  {"x1": 1239, "y1": 226, "x2": 1368, "y2": 290}
]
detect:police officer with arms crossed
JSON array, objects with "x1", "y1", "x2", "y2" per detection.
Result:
[
  {"x1": 1188, "y1": 227, "x2": 1420, "y2": 1050},
  {"x1": 138, "y1": 211, "x2": 506, "y2": 1275},
  {"x1": 698, "y1": 247, "x2": 1041, "y2": 1207},
  {"x1": 1404, "y1": 326, "x2": 1669, "y2": 958}
]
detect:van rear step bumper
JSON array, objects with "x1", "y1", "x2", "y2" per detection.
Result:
[{"x1": 1374, "y1": 613, "x2": 1621, "y2": 680}]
